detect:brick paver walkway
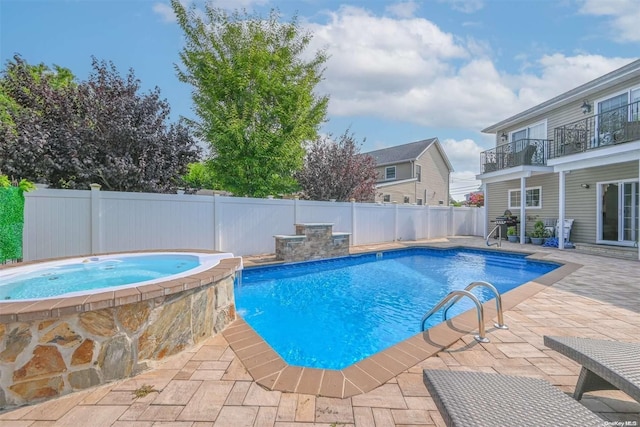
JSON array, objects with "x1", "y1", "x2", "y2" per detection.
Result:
[{"x1": 1, "y1": 237, "x2": 639, "y2": 426}]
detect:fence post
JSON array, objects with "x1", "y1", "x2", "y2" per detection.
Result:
[
  {"x1": 294, "y1": 196, "x2": 299, "y2": 225},
  {"x1": 213, "y1": 195, "x2": 222, "y2": 251},
  {"x1": 350, "y1": 199, "x2": 356, "y2": 246},
  {"x1": 426, "y1": 205, "x2": 431, "y2": 240},
  {"x1": 449, "y1": 206, "x2": 454, "y2": 237},
  {"x1": 90, "y1": 183, "x2": 101, "y2": 254},
  {"x1": 394, "y1": 202, "x2": 399, "y2": 241}
]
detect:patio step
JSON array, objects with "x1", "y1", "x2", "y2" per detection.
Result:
[{"x1": 573, "y1": 243, "x2": 638, "y2": 261}]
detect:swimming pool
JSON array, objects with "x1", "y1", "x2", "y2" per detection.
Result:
[{"x1": 235, "y1": 247, "x2": 559, "y2": 369}]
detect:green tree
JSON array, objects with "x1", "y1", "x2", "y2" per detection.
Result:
[
  {"x1": 0, "y1": 55, "x2": 200, "y2": 192},
  {"x1": 183, "y1": 161, "x2": 219, "y2": 190},
  {"x1": 172, "y1": 1, "x2": 329, "y2": 197}
]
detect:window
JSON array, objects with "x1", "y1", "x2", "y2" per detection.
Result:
[
  {"x1": 417, "y1": 198, "x2": 423, "y2": 206},
  {"x1": 509, "y1": 121, "x2": 546, "y2": 151},
  {"x1": 598, "y1": 93, "x2": 628, "y2": 139},
  {"x1": 383, "y1": 194, "x2": 391, "y2": 202},
  {"x1": 404, "y1": 196, "x2": 410, "y2": 204},
  {"x1": 508, "y1": 187, "x2": 542, "y2": 209},
  {"x1": 385, "y1": 166, "x2": 396, "y2": 180},
  {"x1": 596, "y1": 89, "x2": 640, "y2": 141},
  {"x1": 415, "y1": 165, "x2": 422, "y2": 182}
]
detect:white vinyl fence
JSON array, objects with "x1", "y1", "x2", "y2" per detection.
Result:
[{"x1": 23, "y1": 187, "x2": 485, "y2": 261}]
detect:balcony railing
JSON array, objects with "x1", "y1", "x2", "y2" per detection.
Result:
[
  {"x1": 549, "y1": 100, "x2": 640, "y2": 159},
  {"x1": 480, "y1": 139, "x2": 548, "y2": 174}
]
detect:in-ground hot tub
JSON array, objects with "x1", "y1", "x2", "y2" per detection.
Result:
[
  {"x1": 0, "y1": 252, "x2": 238, "y2": 301},
  {"x1": 0, "y1": 251, "x2": 242, "y2": 408}
]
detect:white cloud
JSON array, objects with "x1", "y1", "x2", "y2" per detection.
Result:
[
  {"x1": 385, "y1": 1, "x2": 420, "y2": 18},
  {"x1": 510, "y1": 54, "x2": 633, "y2": 105},
  {"x1": 152, "y1": 3, "x2": 177, "y2": 23},
  {"x1": 441, "y1": 138, "x2": 483, "y2": 199},
  {"x1": 306, "y1": 7, "x2": 632, "y2": 130},
  {"x1": 301, "y1": 6, "x2": 633, "y2": 182},
  {"x1": 438, "y1": 0, "x2": 484, "y2": 14},
  {"x1": 578, "y1": 0, "x2": 640, "y2": 42},
  {"x1": 441, "y1": 138, "x2": 483, "y2": 168}
]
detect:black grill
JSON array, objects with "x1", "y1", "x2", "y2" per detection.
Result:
[{"x1": 493, "y1": 211, "x2": 519, "y2": 239}]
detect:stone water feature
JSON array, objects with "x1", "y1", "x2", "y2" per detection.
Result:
[{"x1": 274, "y1": 223, "x2": 350, "y2": 262}]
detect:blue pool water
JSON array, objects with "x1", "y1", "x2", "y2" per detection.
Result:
[
  {"x1": 235, "y1": 247, "x2": 559, "y2": 369},
  {"x1": 0, "y1": 254, "x2": 201, "y2": 300}
]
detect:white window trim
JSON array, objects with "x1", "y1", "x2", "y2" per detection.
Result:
[
  {"x1": 596, "y1": 178, "x2": 639, "y2": 246},
  {"x1": 508, "y1": 119, "x2": 548, "y2": 142},
  {"x1": 508, "y1": 186, "x2": 542, "y2": 209},
  {"x1": 594, "y1": 87, "x2": 640, "y2": 120},
  {"x1": 415, "y1": 164, "x2": 422, "y2": 182},
  {"x1": 594, "y1": 88, "x2": 632, "y2": 114},
  {"x1": 385, "y1": 166, "x2": 396, "y2": 180}
]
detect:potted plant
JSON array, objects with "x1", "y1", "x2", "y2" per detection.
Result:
[
  {"x1": 507, "y1": 226, "x2": 518, "y2": 243},
  {"x1": 530, "y1": 220, "x2": 546, "y2": 245}
]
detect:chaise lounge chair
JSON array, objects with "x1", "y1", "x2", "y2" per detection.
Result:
[
  {"x1": 422, "y1": 369, "x2": 603, "y2": 427},
  {"x1": 544, "y1": 335, "x2": 640, "y2": 403}
]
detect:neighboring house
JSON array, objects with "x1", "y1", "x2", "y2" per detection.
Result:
[
  {"x1": 365, "y1": 138, "x2": 453, "y2": 205},
  {"x1": 478, "y1": 59, "x2": 640, "y2": 260}
]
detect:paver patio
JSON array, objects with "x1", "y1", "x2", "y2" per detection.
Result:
[{"x1": 1, "y1": 237, "x2": 639, "y2": 426}]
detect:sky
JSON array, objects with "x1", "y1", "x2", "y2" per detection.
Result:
[{"x1": 1, "y1": 0, "x2": 639, "y2": 200}]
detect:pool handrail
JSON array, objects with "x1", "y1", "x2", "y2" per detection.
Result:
[
  {"x1": 486, "y1": 224, "x2": 502, "y2": 247},
  {"x1": 442, "y1": 281, "x2": 509, "y2": 330},
  {"x1": 420, "y1": 289, "x2": 490, "y2": 343}
]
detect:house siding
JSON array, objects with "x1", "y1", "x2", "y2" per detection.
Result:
[
  {"x1": 378, "y1": 180, "x2": 419, "y2": 204},
  {"x1": 375, "y1": 144, "x2": 451, "y2": 205},
  {"x1": 420, "y1": 145, "x2": 450, "y2": 206},
  {"x1": 375, "y1": 162, "x2": 413, "y2": 182},
  {"x1": 486, "y1": 173, "x2": 559, "y2": 235},
  {"x1": 487, "y1": 162, "x2": 639, "y2": 244}
]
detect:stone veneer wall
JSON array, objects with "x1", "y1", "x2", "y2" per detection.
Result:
[
  {"x1": 0, "y1": 257, "x2": 240, "y2": 409},
  {"x1": 275, "y1": 223, "x2": 350, "y2": 262}
]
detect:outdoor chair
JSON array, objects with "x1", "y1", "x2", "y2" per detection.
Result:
[
  {"x1": 544, "y1": 336, "x2": 640, "y2": 403},
  {"x1": 422, "y1": 369, "x2": 603, "y2": 427},
  {"x1": 555, "y1": 218, "x2": 574, "y2": 242}
]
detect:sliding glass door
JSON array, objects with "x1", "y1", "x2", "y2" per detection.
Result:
[{"x1": 598, "y1": 180, "x2": 639, "y2": 245}]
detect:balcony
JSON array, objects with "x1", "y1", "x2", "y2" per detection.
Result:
[
  {"x1": 480, "y1": 139, "x2": 548, "y2": 174},
  {"x1": 549, "y1": 100, "x2": 640, "y2": 159}
]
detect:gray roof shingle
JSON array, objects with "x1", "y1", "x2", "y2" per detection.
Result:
[{"x1": 364, "y1": 138, "x2": 437, "y2": 165}]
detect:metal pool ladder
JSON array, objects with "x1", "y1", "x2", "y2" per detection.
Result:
[{"x1": 420, "y1": 281, "x2": 508, "y2": 343}]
